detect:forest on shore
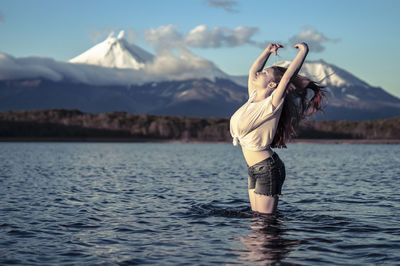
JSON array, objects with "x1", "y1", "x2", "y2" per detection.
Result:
[{"x1": 0, "y1": 109, "x2": 399, "y2": 142}]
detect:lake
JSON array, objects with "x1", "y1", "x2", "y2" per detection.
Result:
[{"x1": 1, "y1": 142, "x2": 399, "y2": 265}]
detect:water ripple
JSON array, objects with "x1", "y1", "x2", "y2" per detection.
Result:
[{"x1": 0, "y1": 142, "x2": 399, "y2": 265}]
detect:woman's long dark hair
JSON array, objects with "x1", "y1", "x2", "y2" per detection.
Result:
[{"x1": 269, "y1": 66, "x2": 327, "y2": 148}]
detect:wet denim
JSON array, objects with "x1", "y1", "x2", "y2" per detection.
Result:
[{"x1": 247, "y1": 152, "x2": 286, "y2": 196}]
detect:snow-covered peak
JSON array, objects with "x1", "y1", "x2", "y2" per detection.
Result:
[
  {"x1": 69, "y1": 31, "x2": 154, "y2": 70},
  {"x1": 117, "y1": 30, "x2": 125, "y2": 39},
  {"x1": 272, "y1": 59, "x2": 370, "y2": 88}
]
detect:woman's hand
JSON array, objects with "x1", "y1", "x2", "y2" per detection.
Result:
[
  {"x1": 267, "y1": 43, "x2": 284, "y2": 56},
  {"x1": 294, "y1": 42, "x2": 309, "y2": 51}
]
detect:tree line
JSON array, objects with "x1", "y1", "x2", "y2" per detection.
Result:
[{"x1": 0, "y1": 109, "x2": 399, "y2": 141}]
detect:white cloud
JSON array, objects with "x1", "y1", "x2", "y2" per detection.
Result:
[
  {"x1": 144, "y1": 24, "x2": 262, "y2": 50},
  {"x1": 0, "y1": 50, "x2": 221, "y2": 86},
  {"x1": 0, "y1": 52, "x2": 148, "y2": 86},
  {"x1": 185, "y1": 25, "x2": 260, "y2": 48},
  {"x1": 144, "y1": 49, "x2": 217, "y2": 80},
  {"x1": 139, "y1": 24, "x2": 263, "y2": 79},
  {"x1": 205, "y1": 0, "x2": 238, "y2": 13},
  {"x1": 144, "y1": 25, "x2": 184, "y2": 52},
  {"x1": 288, "y1": 26, "x2": 340, "y2": 53}
]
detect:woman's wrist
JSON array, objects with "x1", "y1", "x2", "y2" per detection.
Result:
[
  {"x1": 298, "y1": 47, "x2": 309, "y2": 54},
  {"x1": 295, "y1": 42, "x2": 309, "y2": 51},
  {"x1": 300, "y1": 46, "x2": 309, "y2": 52}
]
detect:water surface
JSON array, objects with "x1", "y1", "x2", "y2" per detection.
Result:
[{"x1": 1, "y1": 142, "x2": 399, "y2": 265}]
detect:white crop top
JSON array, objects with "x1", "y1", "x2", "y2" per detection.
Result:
[{"x1": 229, "y1": 89, "x2": 285, "y2": 151}]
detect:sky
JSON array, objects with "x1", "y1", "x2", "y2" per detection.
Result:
[{"x1": 0, "y1": 0, "x2": 400, "y2": 97}]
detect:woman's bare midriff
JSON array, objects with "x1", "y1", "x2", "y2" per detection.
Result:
[{"x1": 241, "y1": 146, "x2": 274, "y2": 167}]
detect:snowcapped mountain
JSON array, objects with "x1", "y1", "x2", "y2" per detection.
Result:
[
  {"x1": 69, "y1": 30, "x2": 154, "y2": 69},
  {"x1": 68, "y1": 30, "x2": 234, "y2": 84},
  {"x1": 0, "y1": 33, "x2": 399, "y2": 120},
  {"x1": 269, "y1": 60, "x2": 400, "y2": 116},
  {"x1": 272, "y1": 59, "x2": 369, "y2": 88}
]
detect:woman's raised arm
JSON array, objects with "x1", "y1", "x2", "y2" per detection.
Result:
[
  {"x1": 271, "y1": 42, "x2": 309, "y2": 107},
  {"x1": 248, "y1": 43, "x2": 283, "y2": 95}
]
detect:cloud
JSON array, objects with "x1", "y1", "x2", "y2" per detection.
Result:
[
  {"x1": 144, "y1": 25, "x2": 184, "y2": 52},
  {"x1": 141, "y1": 24, "x2": 263, "y2": 77},
  {"x1": 144, "y1": 24, "x2": 263, "y2": 50},
  {"x1": 0, "y1": 52, "x2": 149, "y2": 86},
  {"x1": 0, "y1": 11, "x2": 4, "y2": 22},
  {"x1": 0, "y1": 50, "x2": 222, "y2": 86},
  {"x1": 205, "y1": 0, "x2": 238, "y2": 13},
  {"x1": 142, "y1": 25, "x2": 234, "y2": 80},
  {"x1": 288, "y1": 26, "x2": 340, "y2": 53},
  {"x1": 185, "y1": 25, "x2": 260, "y2": 48},
  {"x1": 144, "y1": 49, "x2": 218, "y2": 80}
]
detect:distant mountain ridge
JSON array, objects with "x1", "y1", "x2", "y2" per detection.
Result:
[{"x1": 0, "y1": 32, "x2": 399, "y2": 120}]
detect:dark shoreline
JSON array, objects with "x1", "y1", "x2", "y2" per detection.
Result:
[
  {"x1": 1, "y1": 137, "x2": 399, "y2": 144},
  {"x1": 1, "y1": 109, "x2": 399, "y2": 143}
]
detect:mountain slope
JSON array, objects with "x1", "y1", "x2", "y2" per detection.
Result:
[{"x1": 0, "y1": 78, "x2": 247, "y2": 118}]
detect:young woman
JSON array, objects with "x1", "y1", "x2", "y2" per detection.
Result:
[{"x1": 230, "y1": 42, "x2": 325, "y2": 214}]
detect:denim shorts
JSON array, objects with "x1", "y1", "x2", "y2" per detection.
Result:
[{"x1": 247, "y1": 152, "x2": 286, "y2": 196}]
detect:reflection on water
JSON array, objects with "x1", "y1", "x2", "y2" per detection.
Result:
[{"x1": 238, "y1": 213, "x2": 301, "y2": 265}]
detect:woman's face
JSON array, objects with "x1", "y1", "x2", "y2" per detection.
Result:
[{"x1": 254, "y1": 68, "x2": 273, "y2": 89}]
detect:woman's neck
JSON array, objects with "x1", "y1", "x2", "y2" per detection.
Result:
[{"x1": 253, "y1": 89, "x2": 272, "y2": 102}]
